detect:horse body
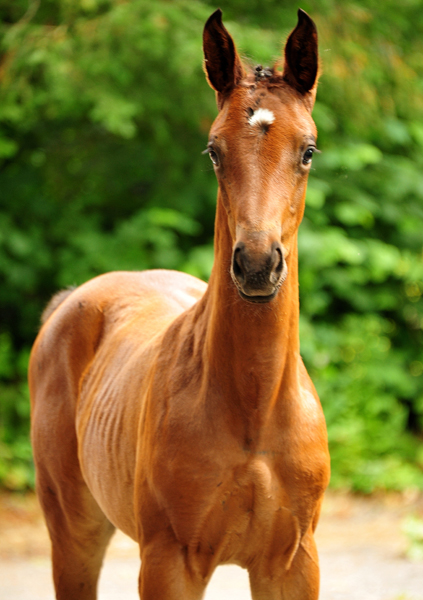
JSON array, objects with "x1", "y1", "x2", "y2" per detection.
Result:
[{"x1": 29, "y1": 9, "x2": 330, "y2": 599}]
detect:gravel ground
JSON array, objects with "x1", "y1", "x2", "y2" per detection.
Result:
[{"x1": 1, "y1": 491, "x2": 422, "y2": 600}]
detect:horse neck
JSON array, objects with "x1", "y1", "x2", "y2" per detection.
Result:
[{"x1": 200, "y1": 195, "x2": 302, "y2": 410}]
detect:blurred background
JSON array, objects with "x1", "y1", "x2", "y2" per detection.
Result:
[{"x1": 0, "y1": 0, "x2": 422, "y2": 495}]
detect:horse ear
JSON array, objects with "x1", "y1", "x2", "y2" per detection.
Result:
[
  {"x1": 283, "y1": 9, "x2": 318, "y2": 96},
  {"x1": 203, "y1": 9, "x2": 245, "y2": 99}
]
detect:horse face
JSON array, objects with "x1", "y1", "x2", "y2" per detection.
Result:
[{"x1": 203, "y1": 9, "x2": 318, "y2": 303}]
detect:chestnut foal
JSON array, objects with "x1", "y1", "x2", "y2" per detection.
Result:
[{"x1": 29, "y1": 9, "x2": 329, "y2": 599}]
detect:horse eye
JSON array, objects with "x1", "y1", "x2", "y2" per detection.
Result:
[
  {"x1": 202, "y1": 145, "x2": 220, "y2": 167},
  {"x1": 302, "y1": 147, "x2": 315, "y2": 165},
  {"x1": 209, "y1": 149, "x2": 219, "y2": 166}
]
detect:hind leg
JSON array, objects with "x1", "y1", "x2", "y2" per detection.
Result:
[
  {"x1": 32, "y1": 396, "x2": 114, "y2": 600},
  {"x1": 36, "y1": 463, "x2": 115, "y2": 600},
  {"x1": 30, "y1": 289, "x2": 115, "y2": 599}
]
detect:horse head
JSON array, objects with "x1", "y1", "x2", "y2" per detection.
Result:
[{"x1": 203, "y1": 9, "x2": 318, "y2": 303}]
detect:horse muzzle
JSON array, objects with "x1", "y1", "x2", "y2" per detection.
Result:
[{"x1": 231, "y1": 239, "x2": 288, "y2": 303}]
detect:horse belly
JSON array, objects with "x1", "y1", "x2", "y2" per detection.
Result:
[{"x1": 76, "y1": 334, "x2": 159, "y2": 539}]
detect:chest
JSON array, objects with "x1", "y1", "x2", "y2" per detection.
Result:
[{"x1": 148, "y1": 430, "x2": 328, "y2": 571}]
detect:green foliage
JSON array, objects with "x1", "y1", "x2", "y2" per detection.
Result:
[
  {"x1": 403, "y1": 514, "x2": 423, "y2": 561},
  {"x1": 0, "y1": 0, "x2": 422, "y2": 491},
  {"x1": 0, "y1": 333, "x2": 33, "y2": 490}
]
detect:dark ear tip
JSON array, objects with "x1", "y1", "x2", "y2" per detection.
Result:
[
  {"x1": 205, "y1": 8, "x2": 223, "y2": 29},
  {"x1": 297, "y1": 8, "x2": 317, "y2": 32}
]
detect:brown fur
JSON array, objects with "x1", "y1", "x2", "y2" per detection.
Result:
[{"x1": 29, "y1": 10, "x2": 329, "y2": 600}]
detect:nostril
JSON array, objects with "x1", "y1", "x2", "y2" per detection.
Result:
[
  {"x1": 269, "y1": 245, "x2": 284, "y2": 285},
  {"x1": 232, "y1": 246, "x2": 245, "y2": 283},
  {"x1": 274, "y1": 247, "x2": 283, "y2": 276}
]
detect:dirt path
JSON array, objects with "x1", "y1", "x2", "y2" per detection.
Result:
[{"x1": 0, "y1": 491, "x2": 422, "y2": 599}]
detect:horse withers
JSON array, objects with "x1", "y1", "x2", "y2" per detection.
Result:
[{"x1": 29, "y1": 9, "x2": 330, "y2": 599}]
